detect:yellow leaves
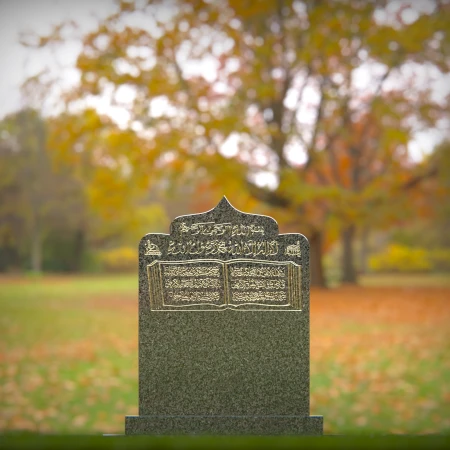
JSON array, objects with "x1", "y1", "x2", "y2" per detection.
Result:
[
  {"x1": 20, "y1": 0, "x2": 448, "y2": 250},
  {"x1": 228, "y1": 0, "x2": 274, "y2": 20},
  {"x1": 47, "y1": 109, "x2": 163, "y2": 236},
  {"x1": 86, "y1": 168, "x2": 130, "y2": 220},
  {"x1": 396, "y1": 15, "x2": 436, "y2": 54},
  {"x1": 98, "y1": 247, "x2": 136, "y2": 272},
  {"x1": 369, "y1": 244, "x2": 433, "y2": 273},
  {"x1": 119, "y1": 0, "x2": 135, "y2": 13},
  {"x1": 381, "y1": 127, "x2": 409, "y2": 147}
]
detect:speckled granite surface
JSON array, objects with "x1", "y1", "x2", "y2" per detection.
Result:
[
  {"x1": 125, "y1": 415, "x2": 323, "y2": 436},
  {"x1": 124, "y1": 197, "x2": 323, "y2": 435}
]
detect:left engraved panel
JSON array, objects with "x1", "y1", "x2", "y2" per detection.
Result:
[{"x1": 147, "y1": 260, "x2": 226, "y2": 310}]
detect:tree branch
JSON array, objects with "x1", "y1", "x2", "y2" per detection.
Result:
[
  {"x1": 245, "y1": 180, "x2": 291, "y2": 208},
  {"x1": 304, "y1": 77, "x2": 326, "y2": 168},
  {"x1": 402, "y1": 165, "x2": 438, "y2": 190},
  {"x1": 288, "y1": 67, "x2": 311, "y2": 140}
]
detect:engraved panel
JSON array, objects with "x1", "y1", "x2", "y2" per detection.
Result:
[
  {"x1": 147, "y1": 258, "x2": 302, "y2": 311},
  {"x1": 227, "y1": 260, "x2": 293, "y2": 308},
  {"x1": 157, "y1": 260, "x2": 224, "y2": 308}
]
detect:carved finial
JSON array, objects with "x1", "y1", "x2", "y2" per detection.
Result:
[{"x1": 218, "y1": 196, "x2": 233, "y2": 209}]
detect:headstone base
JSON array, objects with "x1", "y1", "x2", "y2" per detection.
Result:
[{"x1": 125, "y1": 415, "x2": 323, "y2": 435}]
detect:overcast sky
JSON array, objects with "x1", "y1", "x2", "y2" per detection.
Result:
[{"x1": 0, "y1": 0, "x2": 449, "y2": 164}]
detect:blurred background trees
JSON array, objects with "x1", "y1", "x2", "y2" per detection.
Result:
[
  {"x1": 0, "y1": 108, "x2": 86, "y2": 273},
  {"x1": 1, "y1": 0, "x2": 449, "y2": 285},
  {"x1": 0, "y1": 108, "x2": 168, "y2": 273}
]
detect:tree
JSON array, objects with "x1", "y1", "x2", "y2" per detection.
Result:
[
  {"x1": 390, "y1": 140, "x2": 450, "y2": 250},
  {"x1": 0, "y1": 108, "x2": 169, "y2": 273},
  {"x1": 24, "y1": 0, "x2": 450, "y2": 285},
  {"x1": 0, "y1": 108, "x2": 93, "y2": 272}
]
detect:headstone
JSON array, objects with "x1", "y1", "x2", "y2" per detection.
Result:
[{"x1": 125, "y1": 197, "x2": 323, "y2": 435}]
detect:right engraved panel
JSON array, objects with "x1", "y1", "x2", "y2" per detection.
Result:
[{"x1": 226, "y1": 260, "x2": 302, "y2": 310}]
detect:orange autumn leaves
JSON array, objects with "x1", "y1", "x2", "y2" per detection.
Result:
[
  {"x1": 0, "y1": 280, "x2": 449, "y2": 434},
  {"x1": 310, "y1": 286, "x2": 450, "y2": 434}
]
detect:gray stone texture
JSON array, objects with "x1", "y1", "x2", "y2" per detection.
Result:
[
  {"x1": 125, "y1": 197, "x2": 323, "y2": 435},
  {"x1": 125, "y1": 416, "x2": 323, "y2": 436}
]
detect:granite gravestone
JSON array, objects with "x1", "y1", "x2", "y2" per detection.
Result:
[{"x1": 125, "y1": 197, "x2": 323, "y2": 435}]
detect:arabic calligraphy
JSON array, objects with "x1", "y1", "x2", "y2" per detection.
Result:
[
  {"x1": 165, "y1": 290, "x2": 221, "y2": 303},
  {"x1": 179, "y1": 222, "x2": 264, "y2": 237},
  {"x1": 164, "y1": 277, "x2": 221, "y2": 289},
  {"x1": 229, "y1": 266, "x2": 285, "y2": 277},
  {"x1": 230, "y1": 278, "x2": 286, "y2": 290},
  {"x1": 167, "y1": 239, "x2": 278, "y2": 257},
  {"x1": 231, "y1": 291, "x2": 288, "y2": 303},
  {"x1": 163, "y1": 265, "x2": 220, "y2": 277}
]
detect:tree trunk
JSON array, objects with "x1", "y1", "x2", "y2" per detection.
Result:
[
  {"x1": 309, "y1": 230, "x2": 327, "y2": 288},
  {"x1": 30, "y1": 222, "x2": 42, "y2": 273},
  {"x1": 359, "y1": 226, "x2": 370, "y2": 274},
  {"x1": 341, "y1": 224, "x2": 357, "y2": 284},
  {"x1": 72, "y1": 229, "x2": 85, "y2": 272}
]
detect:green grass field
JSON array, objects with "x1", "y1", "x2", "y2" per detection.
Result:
[{"x1": 0, "y1": 273, "x2": 449, "y2": 435}]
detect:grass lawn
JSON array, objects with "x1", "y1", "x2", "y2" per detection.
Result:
[{"x1": 0, "y1": 273, "x2": 449, "y2": 435}]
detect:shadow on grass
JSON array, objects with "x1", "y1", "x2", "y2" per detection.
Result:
[{"x1": 1, "y1": 433, "x2": 450, "y2": 450}]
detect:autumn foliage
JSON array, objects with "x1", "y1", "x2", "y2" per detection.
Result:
[{"x1": 2, "y1": 1, "x2": 448, "y2": 285}]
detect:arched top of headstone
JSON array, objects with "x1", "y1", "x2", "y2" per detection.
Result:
[{"x1": 169, "y1": 195, "x2": 280, "y2": 239}]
